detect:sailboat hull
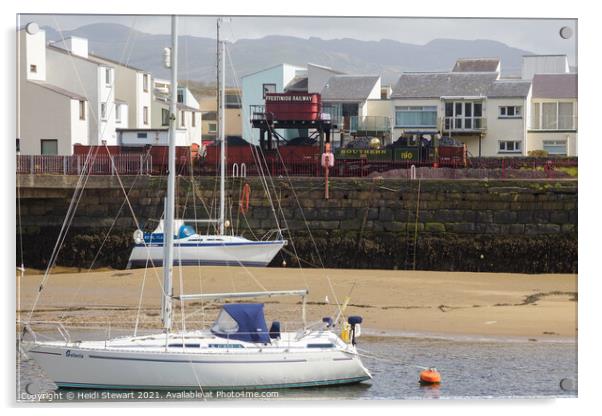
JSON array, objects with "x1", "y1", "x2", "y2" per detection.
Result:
[
  {"x1": 127, "y1": 240, "x2": 287, "y2": 268},
  {"x1": 27, "y1": 344, "x2": 371, "y2": 390}
]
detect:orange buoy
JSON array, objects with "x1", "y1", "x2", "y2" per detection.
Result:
[{"x1": 419, "y1": 368, "x2": 441, "y2": 385}]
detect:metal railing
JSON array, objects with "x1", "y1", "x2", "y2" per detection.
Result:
[
  {"x1": 443, "y1": 116, "x2": 487, "y2": 132},
  {"x1": 16, "y1": 154, "x2": 153, "y2": 175},
  {"x1": 349, "y1": 116, "x2": 391, "y2": 133}
]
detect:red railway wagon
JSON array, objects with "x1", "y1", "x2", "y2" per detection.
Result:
[
  {"x1": 203, "y1": 143, "x2": 320, "y2": 167},
  {"x1": 264, "y1": 93, "x2": 321, "y2": 121}
]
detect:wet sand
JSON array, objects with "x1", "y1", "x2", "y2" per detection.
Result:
[{"x1": 17, "y1": 267, "x2": 577, "y2": 340}]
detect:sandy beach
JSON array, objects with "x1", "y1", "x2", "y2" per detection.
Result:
[{"x1": 17, "y1": 266, "x2": 577, "y2": 341}]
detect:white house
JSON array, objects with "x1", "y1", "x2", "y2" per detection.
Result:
[
  {"x1": 87, "y1": 54, "x2": 153, "y2": 129},
  {"x1": 390, "y1": 58, "x2": 532, "y2": 157},
  {"x1": 319, "y1": 74, "x2": 384, "y2": 144},
  {"x1": 45, "y1": 36, "x2": 119, "y2": 147},
  {"x1": 527, "y1": 73, "x2": 578, "y2": 156},
  {"x1": 17, "y1": 26, "x2": 88, "y2": 155}
]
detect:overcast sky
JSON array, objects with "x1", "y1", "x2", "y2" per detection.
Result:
[{"x1": 18, "y1": 14, "x2": 577, "y2": 65}]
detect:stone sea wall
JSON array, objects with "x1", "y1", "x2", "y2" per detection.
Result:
[{"x1": 16, "y1": 175, "x2": 577, "y2": 273}]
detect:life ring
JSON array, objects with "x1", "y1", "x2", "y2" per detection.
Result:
[{"x1": 239, "y1": 183, "x2": 251, "y2": 214}]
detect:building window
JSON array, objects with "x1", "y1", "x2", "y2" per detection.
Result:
[
  {"x1": 558, "y1": 103, "x2": 574, "y2": 129},
  {"x1": 115, "y1": 104, "x2": 121, "y2": 123},
  {"x1": 137, "y1": 132, "x2": 148, "y2": 139},
  {"x1": 543, "y1": 140, "x2": 567, "y2": 155},
  {"x1": 180, "y1": 111, "x2": 186, "y2": 127},
  {"x1": 40, "y1": 139, "x2": 58, "y2": 155},
  {"x1": 143, "y1": 106, "x2": 149, "y2": 125},
  {"x1": 498, "y1": 140, "x2": 522, "y2": 153},
  {"x1": 162, "y1": 108, "x2": 169, "y2": 126},
  {"x1": 262, "y1": 83, "x2": 276, "y2": 98},
  {"x1": 208, "y1": 123, "x2": 217, "y2": 133},
  {"x1": 530, "y1": 102, "x2": 540, "y2": 129},
  {"x1": 30, "y1": 64, "x2": 37, "y2": 73},
  {"x1": 531, "y1": 102, "x2": 575, "y2": 130},
  {"x1": 444, "y1": 101, "x2": 483, "y2": 130},
  {"x1": 542, "y1": 102, "x2": 557, "y2": 129},
  {"x1": 105, "y1": 68, "x2": 111, "y2": 85},
  {"x1": 79, "y1": 100, "x2": 86, "y2": 120},
  {"x1": 499, "y1": 106, "x2": 521, "y2": 118},
  {"x1": 395, "y1": 106, "x2": 437, "y2": 127},
  {"x1": 143, "y1": 74, "x2": 149, "y2": 92},
  {"x1": 177, "y1": 89, "x2": 184, "y2": 103},
  {"x1": 191, "y1": 112, "x2": 196, "y2": 127},
  {"x1": 100, "y1": 103, "x2": 107, "y2": 120}
]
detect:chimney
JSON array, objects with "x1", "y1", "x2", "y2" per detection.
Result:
[{"x1": 55, "y1": 36, "x2": 89, "y2": 59}]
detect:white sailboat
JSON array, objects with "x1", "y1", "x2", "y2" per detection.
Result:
[
  {"x1": 22, "y1": 16, "x2": 372, "y2": 391},
  {"x1": 127, "y1": 18, "x2": 286, "y2": 269}
]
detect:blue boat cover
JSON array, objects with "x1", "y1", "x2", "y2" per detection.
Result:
[{"x1": 212, "y1": 303, "x2": 270, "y2": 344}]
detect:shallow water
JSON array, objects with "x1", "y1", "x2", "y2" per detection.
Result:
[{"x1": 17, "y1": 334, "x2": 577, "y2": 401}]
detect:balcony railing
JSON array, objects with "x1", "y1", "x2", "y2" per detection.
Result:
[
  {"x1": 443, "y1": 116, "x2": 487, "y2": 132},
  {"x1": 349, "y1": 116, "x2": 391, "y2": 134}
]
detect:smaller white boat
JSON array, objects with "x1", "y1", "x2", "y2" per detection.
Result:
[{"x1": 127, "y1": 220, "x2": 287, "y2": 268}]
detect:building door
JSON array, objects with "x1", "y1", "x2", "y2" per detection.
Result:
[{"x1": 341, "y1": 103, "x2": 358, "y2": 131}]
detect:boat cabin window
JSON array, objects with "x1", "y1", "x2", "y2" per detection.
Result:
[
  {"x1": 211, "y1": 309, "x2": 239, "y2": 334},
  {"x1": 307, "y1": 343, "x2": 335, "y2": 348},
  {"x1": 168, "y1": 343, "x2": 201, "y2": 348},
  {"x1": 208, "y1": 343, "x2": 244, "y2": 349}
]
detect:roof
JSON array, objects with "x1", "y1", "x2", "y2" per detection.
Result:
[
  {"x1": 391, "y1": 72, "x2": 498, "y2": 99},
  {"x1": 202, "y1": 111, "x2": 217, "y2": 121},
  {"x1": 177, "y1": 103, "x2": 199, "y2": 112},
  {"x1": 532, "y1": 74, "x2": 577, "y2": 99},
  {"x1": 284, "y1": 76, "x2": 308, "y2": 92},
  {"x1": 488, "y1": 80, "x2": 532, "y2": 98},
  {"x1": 47, "y1": 44, "x2": 114, "y2": 68},
  {"x1": 321, "y1": 75, "x2": 380, "y2": 102},
  {"x1": 523, "y1": 54, "x2": 568, "y2": 58},
  {"x1": 241, "y1": 63, "x2": 305, "y2": 79},
  {"x1": 307, "y1": 62, "x2": 344, "y2": 75},
  {"x1": 211, "y1": 303, "x2": 269, "y2": 344},
  {"x1": 28, "y1": 80, "x2": 87, "y2": 100},
  {"x1": 88, "y1": 53, "x2": 148, "y2": 73},
  {"x1": 452, "y1": 58, "x2": 500, "y2": 73},
  {"x1": 154, "y1": 99, "x2": 199, "y2": 112}
]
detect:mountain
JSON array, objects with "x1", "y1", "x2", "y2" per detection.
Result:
[{"x1": 41, "y1": 23, "x2": 533, "y2": 86}]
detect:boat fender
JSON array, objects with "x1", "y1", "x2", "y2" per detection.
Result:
[
  {"x1": 341, "y1": 322, "x2": 351, "y2": 343},
  {"x1": 239, "y1": 183, "x2": 251, "y2": 214}
]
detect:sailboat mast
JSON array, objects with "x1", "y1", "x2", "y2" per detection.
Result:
[
  {"x1": 161, "y1": 15, "x2": 178, "y2": 331},
  {"x1": 217, "y1": 18, "x2": 226, "y2": 235}
]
